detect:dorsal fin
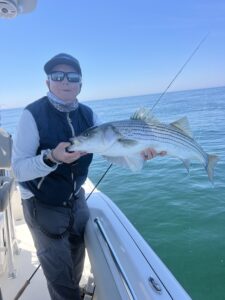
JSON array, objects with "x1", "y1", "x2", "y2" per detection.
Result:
[
  {"x1": 130, "y1": 107, "x2": 160, "y2": 124},
  {"x1": 170, "y1": 117, "x2": 193, "y2": 138}
]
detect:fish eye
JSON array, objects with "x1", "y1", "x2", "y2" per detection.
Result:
[{"x1": 82, "y1": 126, "x2": 98, "y2": 138}]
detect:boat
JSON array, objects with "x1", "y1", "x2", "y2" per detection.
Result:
[{"x1": 0, "y1": 127, "x2": 192, "y2": 299}]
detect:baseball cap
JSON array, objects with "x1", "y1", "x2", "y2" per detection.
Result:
[{"x1": 44, "y1": 53, "x2": 82, "y2": 75}]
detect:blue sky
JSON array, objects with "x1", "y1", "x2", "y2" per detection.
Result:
[{"x1": 0, "y1": 0, "x2": 225, "y2": 108}]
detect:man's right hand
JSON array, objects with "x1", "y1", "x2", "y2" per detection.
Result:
[{"x1": 50, "y1": 142, "x2": 87, "y2": 164}]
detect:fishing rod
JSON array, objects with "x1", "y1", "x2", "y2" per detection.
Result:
[
  {"x1": 85, "y1": 164, "x2": 113, "y2": 201},
  {"x1": 13, "y1": 34, "x2": 208, "y2": 300},
  {"x1": 14, "y1": 264, "x2": 41, "y2": 300}
]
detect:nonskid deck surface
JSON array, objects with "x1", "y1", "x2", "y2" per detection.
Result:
[{"x1": 0, "y1": 219, "x2": 50, "y2": 300}]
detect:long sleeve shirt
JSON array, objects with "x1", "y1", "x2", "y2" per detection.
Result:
[{"x1": 12, "y1": 108, "x2": 99, "y2": 199}]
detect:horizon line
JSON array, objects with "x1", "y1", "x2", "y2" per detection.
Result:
[{"x1": 1, "y1": 84, "x2": 224, "y2": 111}]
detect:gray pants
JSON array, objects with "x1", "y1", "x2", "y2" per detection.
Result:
[{"x1": 22, "y1": 188, "x2": 90, "y2": 300}]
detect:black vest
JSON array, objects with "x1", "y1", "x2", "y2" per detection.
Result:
[{"x1": 21, "y1": 97, "x2": 94, "y2": 206}]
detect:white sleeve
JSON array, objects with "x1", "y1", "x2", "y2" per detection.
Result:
[{"x1": 12, "y1": 109, "x2": 57, "y2": 182}]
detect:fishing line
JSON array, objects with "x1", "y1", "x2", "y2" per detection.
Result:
[{"x1": 151, "y1": 33, "x2": 209, "y2": 112}]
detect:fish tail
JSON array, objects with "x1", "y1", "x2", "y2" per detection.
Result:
[{"x1": 206, "y1": 154, "x2": 219, "y2": 182}]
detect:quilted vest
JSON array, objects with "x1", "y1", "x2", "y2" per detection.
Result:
[{"x1": 21, "y1": 97, "x2": 94, "y2": 206}]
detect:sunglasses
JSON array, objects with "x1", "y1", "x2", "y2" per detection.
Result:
[{"x1": 49, "y1": 71, "x2": 82, "y2": 83}]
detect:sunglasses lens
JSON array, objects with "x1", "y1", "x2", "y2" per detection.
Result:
[
  {"x1": 67, "y1": 73, "x2": 81, "y2": 82},
  {"x1": 50, "y1": 71, "x2": 64, "y2": 81},
  {"x1": 50, "y1": 71, "x2": 81, "y2": 83}
]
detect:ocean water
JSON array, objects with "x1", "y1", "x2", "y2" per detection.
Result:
[{"x1": 1, "y1": 86, "x2": 225, "y2": 300}]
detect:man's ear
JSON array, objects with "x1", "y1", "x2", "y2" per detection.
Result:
[
  {"x1": 46, "y1": 79, "x2": 50, "y2": 89},
  {"x1": 79, "y1": 83, "x2": 82, "y2": 92}
]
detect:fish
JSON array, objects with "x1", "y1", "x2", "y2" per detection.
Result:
[{"x1": 68, "y1": 108, "x2": 219, "y2": 182}]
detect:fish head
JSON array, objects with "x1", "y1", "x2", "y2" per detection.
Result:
[{"x1": 68, "y1": 123, "x2": 120, "y2": 153}]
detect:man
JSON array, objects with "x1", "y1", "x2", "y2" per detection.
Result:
[{"x1": 12, "y1": 53, "x2": 164, "y2": 300}]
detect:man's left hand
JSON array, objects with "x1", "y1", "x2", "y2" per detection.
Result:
[{"x1": 141, "y1": 148, "x2": 167, "y2": 160}]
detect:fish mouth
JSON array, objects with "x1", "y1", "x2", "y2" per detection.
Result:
[
  {"x1": 70, "y1": 137, "x2": 81, "y2": 146},
  {"x1": 73, "y1": 140, "x2": 80, "y2": 146}
]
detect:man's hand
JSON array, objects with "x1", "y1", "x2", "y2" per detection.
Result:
[
  {"x1": 51, "y1": 142, "x2": 87, "y2": 164},
  {"x1": 141, "y1": 148, "x2": 167, "y2": 161}
]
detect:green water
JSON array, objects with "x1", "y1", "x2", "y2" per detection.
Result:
[{"x1": 87, "y1": 87, "x2": 225, "y2": 300}]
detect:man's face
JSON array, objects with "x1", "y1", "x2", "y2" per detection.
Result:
[{"x1": 46, "y1": 64, "x2": 81, "y2": 102}]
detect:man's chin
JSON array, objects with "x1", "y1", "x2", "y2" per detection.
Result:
[{"x1": 60, "y1": 94, "x2": 77, "y2": 102}]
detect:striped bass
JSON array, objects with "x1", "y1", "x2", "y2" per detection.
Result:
[{"x1": 69, "y1": 108, "x2": 219, "y2": 181}]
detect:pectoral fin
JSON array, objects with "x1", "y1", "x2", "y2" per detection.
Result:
[{"x1": 117, "y1": 138, "x2": 138, "y2": 147}]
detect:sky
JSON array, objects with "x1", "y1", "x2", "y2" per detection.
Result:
[{"x1": 0, "y1": 0, "x2": 225, "y2": 108}]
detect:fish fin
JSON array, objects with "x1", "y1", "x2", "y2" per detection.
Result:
[
  {"x1": 170, "y1": 117, "x2": 193, "y2": 138},
  {"x1": 102, "y1": 156, "x2": 129, "y2": 168},
  {"x1": 117, "y1": 138, "x2": 138, "y2": 147},
  {"x1": 206, "y1": 154, "x2": 219, "y2": 182},
  {"x1": 181, "y1": 159, "x2": 190, "y2": 174},
  {"x1": 103, "y1": 155, "x2": 144, "y2": 172},
  {"x1": 130, "y1": 107, "x2": 160, "y2": 124},
  {"x1": 124, "y1": 155, "x2": 145, "y2": 172}
]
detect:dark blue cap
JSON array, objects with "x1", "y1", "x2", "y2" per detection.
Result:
[{"x1": 44, "y1": 53, "x2": 82, "y2": 75}]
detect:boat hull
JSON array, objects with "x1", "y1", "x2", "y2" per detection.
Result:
[{"x1": 84, "y1": 180, "x2": 192, "y2": 300}]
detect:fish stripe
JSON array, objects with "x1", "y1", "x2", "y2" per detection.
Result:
[{"x1": 110, "y1": 121, "x2": 207, "y2": 162}]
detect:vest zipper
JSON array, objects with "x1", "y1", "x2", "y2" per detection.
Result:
[
  {"x1": 67, "y1": 112, "x2": 75, "y2": 137},
  {"x1": 67, "y1": 114, "x2": 76, "y2": 200},
  {"x1": 37, "y1": 176, "x2": 45, "y2": 189}
]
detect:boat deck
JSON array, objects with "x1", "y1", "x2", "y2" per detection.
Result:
[{"x1": 0, "y1": 186, "x2": 91, "y2": 300}]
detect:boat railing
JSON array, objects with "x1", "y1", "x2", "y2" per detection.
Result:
[{"x1": 0, "y1": 128, "x2": 19, "y2": 279}]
